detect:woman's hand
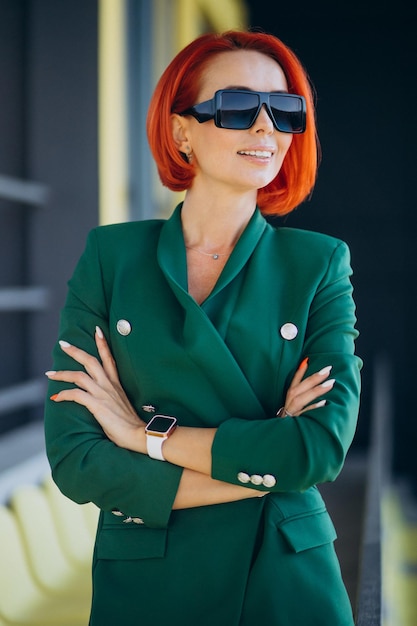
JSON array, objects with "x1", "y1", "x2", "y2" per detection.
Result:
[
  {"x1": 46, "y1": 327, "x2": 147, "y2": 452},
  {"x1": 276, "y1": 357, "x2": 335, "y2": 418}
]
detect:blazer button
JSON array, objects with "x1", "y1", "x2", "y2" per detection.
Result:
[
  {"x1": 250, "y1": 474, "x2": 264, "y2": 486},
  {"x1": 124, "y1": 517, "x2": 144, "y2": 524},
  {"x1": 262, "y1": 474, "x2": 277, "y2": 488},
  {"x1": 141, "y1": 404, "x2": 156, "y2": 413},
  {"x1": 116, "y1": 319, "x2": 132, "y2": 336},
  {"x1": 237, "y1": 472, "x2": 251, "y2": 484},
  {"x1": 280, "y1": 322, "x2": 298, "y2": 340}
]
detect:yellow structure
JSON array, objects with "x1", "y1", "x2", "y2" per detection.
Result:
[
  {"x1": 382, "y1": 489, "x2": 417, "y2": 626},
  {"x1": 0, "y1": 475, "x2": 98, "y2": 625},
  {"x1": 98, "y1": 0, "x2": 129, "y2": 225},
  {"x1": 175, "y1": 0, "x2": 248, "y2": 49}
]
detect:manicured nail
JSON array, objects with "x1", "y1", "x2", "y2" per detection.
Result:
[
  {"x1": 321, "y1": 378, "x2": 335, "y2": 388},
  {"x1": 316, "y1": 399, "x2": 326, "y2": 408},
  {"x1": 95, "y1": 325, "x2": 104, "y2": 339},
  {"x1": 318, "y1": 365, "x2": 332, "y2": 376},
  {"x1": 59, "y1": 340, "x2": 71, "y2": 348},
  {"x1": 50, "y1": 394, "x2": 59, "y2": 401},
  {"x1": 298, "y1": 357, "x2": 309, "y2": 370},
  {"x1": 45, "y1": 370, "x2": 56, "y2": 377}
]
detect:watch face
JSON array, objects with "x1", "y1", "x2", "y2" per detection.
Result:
[{"x1": 146, "y1": 415, "x2": 177, "y2": 435}]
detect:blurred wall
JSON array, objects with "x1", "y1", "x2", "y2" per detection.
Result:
[
  {"x1": 28, "y1": 0, "x2": 99, "y2": 380},
  {"x1": 0, "y1": 0, "x2": 99, "y2": 431},
  {"x1": 0, "y1": 1, "x2": 28, "y2": 429}
]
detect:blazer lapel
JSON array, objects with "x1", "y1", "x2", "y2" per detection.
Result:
[{"x1": 157, "y1": 205, "x2": 268, "y2": 419}]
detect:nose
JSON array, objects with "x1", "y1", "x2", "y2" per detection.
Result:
[{"x1": 251, "y1": 104, "x2": 274, "y2": 133}]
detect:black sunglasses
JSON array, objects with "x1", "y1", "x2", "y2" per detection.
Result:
[{"x1": 179, "y1": 89, "x2": 306, "y2": 134}]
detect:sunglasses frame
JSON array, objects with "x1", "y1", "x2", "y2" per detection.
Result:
[{"x1": 179, "y1": 89, "x2": 306, "y2": 134}]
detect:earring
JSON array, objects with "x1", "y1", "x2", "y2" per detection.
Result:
[{"x1": 184, "y1": 145, "x2": 193, "y2": 163}]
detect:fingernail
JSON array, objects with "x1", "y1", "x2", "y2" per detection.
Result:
[
  {"x1": 316, "y1": 399, "x2": 326, "y2": 408},
  {"x1": 298, "y1": 357, "x2": 309, "y2": 370},
  {"x1": 95, "y1": 325, "x2": 104, "y2": 339},
  {"x1": 45, "y1": 370, "x2": 56, "y2": 377},
  {"x1": 50, "y1": 394, "x2": 59, "y2": 401},
  {"x1": 321, "y1": 378, "x2": 335, "y2": 388},
  {"x1": 59, "y1": 340, "x2": 71, "y2": 348},
  {"x1": 318, "y1": 365, "x2": 332, "y2": 376}
]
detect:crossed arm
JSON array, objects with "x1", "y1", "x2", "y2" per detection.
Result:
[{"x1": 46, "y1": 326, "x2": 335, "y2": 510}]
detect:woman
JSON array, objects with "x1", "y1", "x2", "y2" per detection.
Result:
[{"x1": 44, "y1": 30, "x2": 362, "y2": 625}]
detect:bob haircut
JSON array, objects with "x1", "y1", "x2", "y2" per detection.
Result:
[{"x1": 147, "y1": 30, "x2": 319, "y2": 216}]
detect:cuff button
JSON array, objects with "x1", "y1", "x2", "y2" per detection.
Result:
[
  {"x1": 237, "y1": 472, "x2": 251, "y2": 484},
  {"x1": 262, "y1": 474, "x2": 277, "y2": 488}
]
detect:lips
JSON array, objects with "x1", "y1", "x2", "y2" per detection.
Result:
[{"x1": 237, "y1": 149, "x2": 273, "y2": 158}]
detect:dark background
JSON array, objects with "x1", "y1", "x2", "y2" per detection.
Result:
[{"x1": 246, "y1": 1, "x2": 417, "y2": 485}]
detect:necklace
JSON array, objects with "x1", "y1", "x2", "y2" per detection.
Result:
[{"x1": 185, "y1": 246, "x2": 231, "y2": 260}]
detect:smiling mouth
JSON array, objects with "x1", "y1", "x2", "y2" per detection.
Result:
[{"x1": 237, "y1": 150, "x2": 273, "y2": 158}]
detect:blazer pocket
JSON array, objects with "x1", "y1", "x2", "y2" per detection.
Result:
[
  {"x1": 278, "y1": 509, "x2": 337, "y2": 553},
  {"x1": 96, "y1": 526, "x2": 167, "y2": 560}
]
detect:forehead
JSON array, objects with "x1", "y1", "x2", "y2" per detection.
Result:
[{"x1": 197, "y1": 49, "x2": 288, "y2": 100}]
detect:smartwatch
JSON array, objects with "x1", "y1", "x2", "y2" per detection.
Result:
[{"x1": 145, "y1": 414, "x2": 178, "y2": 461}]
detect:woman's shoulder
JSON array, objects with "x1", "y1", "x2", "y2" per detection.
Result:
[
  {"x1": 79, "y1": 219, "x2": 166, "y2": 270},
  {"x1": 92, "y1": 218, "x2": 164, "y2": 244},
  {"x1": 274, "y1": 225, "x2": 347, "y2": 251},
  {"x1": 265, "y1": 224, "x2": 352, "y2": 275}
]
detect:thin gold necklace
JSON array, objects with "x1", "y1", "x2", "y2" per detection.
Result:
[{"x1": 185, "y1": 246, "x2": 231, "y2": 260}]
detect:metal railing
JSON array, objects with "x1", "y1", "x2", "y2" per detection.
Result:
[
  {"x1": 0, "y1": 380, "x2": 47, "y2": 417},
  {"x1": 0, "y1": 286, "x2": 49, "y2": 311},
  {"x1": 355, "y1": 358, "x2": 392, "y2": 625},
  {"x1": 0, "y1": 174, "x2": 48, "y2": 206}
]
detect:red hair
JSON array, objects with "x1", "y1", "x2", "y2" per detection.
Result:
[{"x1": 146, "y1": 30, "x2": 319, "y2": 216}]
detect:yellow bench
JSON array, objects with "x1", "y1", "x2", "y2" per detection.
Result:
[
  {"x1": 0, "y1": 473, "x2": 98, "y2": 625},
  {"x1": 383, "y1": 487, "x2": 417, "y2": 626}
]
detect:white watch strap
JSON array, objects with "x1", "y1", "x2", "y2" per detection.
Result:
[{"x1": 146, "y1": 434, "x2": 167, "y2": 461}]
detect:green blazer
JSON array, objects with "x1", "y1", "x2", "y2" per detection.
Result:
[{"x1": 45, "y1": 205, "x2": 362, "y2": 626}]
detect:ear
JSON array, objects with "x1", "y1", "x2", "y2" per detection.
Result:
[{"x1": 171, "y1": 114, "x2": 192, "y2": 153}]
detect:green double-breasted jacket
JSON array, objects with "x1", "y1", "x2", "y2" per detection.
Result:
[{"x1": 45, "y1": 205, "x2": 362, "y2": 625}]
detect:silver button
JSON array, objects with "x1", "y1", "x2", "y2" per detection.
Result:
[
  {"x1": 237, "y1": 472, "x2": 251, "y2": 484},
  {"x1": 141, "y1": 404, "x2": 156, "y2": 413},
  {"x1": 250, "y1": 474, "x2": 264, "y2": 486},
  {"x1": 280, "y1": 322, "x2": 298, "y2": 340},
  {"x1": 116, "y1": 319, "x2": 132, "y2": 336},
  {"x1": 262, "y1": 474, "x2": 277, "y2": 488},
  {"x1": 112, "y1": 509, "x2": 143, "y2": 524}
]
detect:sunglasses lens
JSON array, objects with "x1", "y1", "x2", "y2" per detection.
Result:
[
  {"x1": 218, "y1": 92, "x2": 260, "y2": 129},
  {"x1": 269, "y1": 95, "x2": 304, "y2": 133},
  {"x1": 216, "y1": 91, "x2": 304, "y2": 132}
]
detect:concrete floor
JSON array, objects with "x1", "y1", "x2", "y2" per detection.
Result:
[{"x1": 319, "y1": 451, "x2": 368, "y2": 615}]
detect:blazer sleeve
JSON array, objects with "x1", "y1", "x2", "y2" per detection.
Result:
[
  {"x1": 44, "y1": 229, "x2": 183, "y2": 529},
  {"x1": 211, "y1": 240, "x2": 362, "y2": 493}
]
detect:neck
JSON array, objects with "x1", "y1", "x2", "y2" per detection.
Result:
[{"x1": 181, "y1": 188, "x2": 257, "y2": 251}]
